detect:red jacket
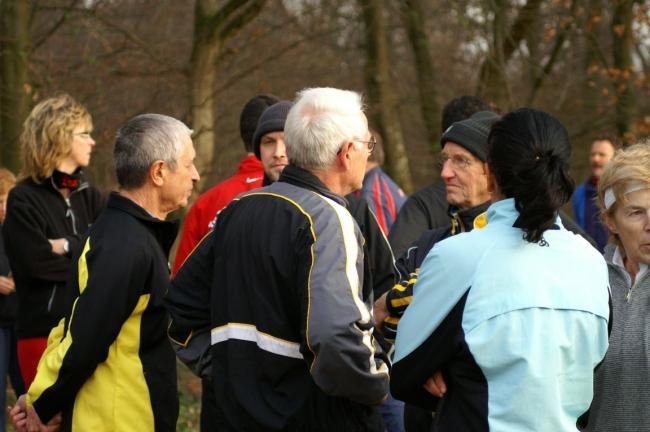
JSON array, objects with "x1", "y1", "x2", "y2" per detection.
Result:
[{"x1": 173, "y1": 155, "x2": 263, "y2": 274}]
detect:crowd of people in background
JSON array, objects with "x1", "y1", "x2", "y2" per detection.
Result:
[{"x1": 0, "y1": 86, "x2": 646, "y2": 432}]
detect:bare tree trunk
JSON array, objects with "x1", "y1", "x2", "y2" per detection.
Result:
[
  {"x1": 0, "y1": 0, "x2": 31, "y2": 172},
  {"x1": 189, "y1": 0, "x2": 266, "y2": 193},
  {"x1": 477, "y1": 0, "x2": 544, "y2": 109},
  {"x1": 477, "y1": 0, "x2": 509, "y2": 108},
  {"x1": 527, "y1": 0, "x2": 578, "y2": 105},
  {"x1": 580, "y1": 0, "x2": 609, "y2": 123},
  {"x1": 360, "y1": 0, "x2": 413, "y2": 193},
  {"x1": 611, "y1": 0, "x2": 636, "y2": 139},
  {"x1": 401, "y1": 0, "x2": 440, "y2": 151}
]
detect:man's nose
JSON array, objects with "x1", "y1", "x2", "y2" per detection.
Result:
[{"x1": 441, "y1": 161, "x2": 455, "y2": 179}]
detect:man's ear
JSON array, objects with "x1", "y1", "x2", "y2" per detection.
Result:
[
  {"x1": 485, "y1": 164, "x2": 497, "y2": 195},
  {"x1": 150, "y1": 160, "x2": 166, "y2": 187},
  {"x1": 336, "y1": 141, "x2": 354, "y2": 171}
]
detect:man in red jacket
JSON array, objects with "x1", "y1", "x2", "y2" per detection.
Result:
[{"x1": 172, "y1": 94, "x2": 279, "y2": 275}]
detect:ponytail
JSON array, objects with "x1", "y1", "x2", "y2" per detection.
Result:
[{"x1": 488, "y1": 109, "x2": 574, "y2": 244}]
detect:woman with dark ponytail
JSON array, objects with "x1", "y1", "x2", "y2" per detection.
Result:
[
  {"x1": 391, "y1": 108, "x2": 610, "y2": 431},
  {"x1": 488, "y1": 108, "x2": 575, "y2": 244}
]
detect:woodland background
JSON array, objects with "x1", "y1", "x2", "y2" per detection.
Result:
[{"x1": 1, "y1": 0, "x2": 649, "y2": 197}]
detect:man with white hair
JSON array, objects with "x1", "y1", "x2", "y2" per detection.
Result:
[
  {"x1": 166, "y1": 87, "x2": 389, "y2": 431},
  {"x1": 11, "y1": 114, "x2": 199, "y2": 432}
]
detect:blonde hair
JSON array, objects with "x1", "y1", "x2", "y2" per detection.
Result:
[
  {"x1": 20, "y1": 93, "x2": 92, "y2": 182},
  {"x1": 597, "y1": 141, "x2": 650, "y2": 246},
  {"x1": 0, "y1": 168, "x2": 16, "y2": 195}
]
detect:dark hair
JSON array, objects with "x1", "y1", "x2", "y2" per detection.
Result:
[
  {"x1": 488, "y1": 108, "x2": 574, "y2": 244},
  {"x1": 442, "y1": 95, "x2": 492, "y2": 132},
  {"x1": 239, "y1": 94, "x2": 280, "y2": 152},
  {"x1": 591, "y1": 132, "x2": 621, "y2": 150}
]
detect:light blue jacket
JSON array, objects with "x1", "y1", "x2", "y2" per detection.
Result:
[{"x1": 392, "y1": 198, "x2": 610, "y2": 431}]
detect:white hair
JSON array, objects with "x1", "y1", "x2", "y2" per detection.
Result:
[{"x1": 284, "y1": 87, "x2": 367, "y2": 170}]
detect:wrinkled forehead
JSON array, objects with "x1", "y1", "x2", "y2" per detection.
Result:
[{"x1": 441, "y1": 141, "x2": 479, "y2": 161}]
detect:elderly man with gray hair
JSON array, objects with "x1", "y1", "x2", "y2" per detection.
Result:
[
  {"x1": 11, "y1": 114, "x2": 199, "y2": 432},
  {"x1": 166, "y1": 87, "x2": 389, "y2": 431}
]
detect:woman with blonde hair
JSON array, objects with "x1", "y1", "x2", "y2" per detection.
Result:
[
  {"x1": 582, "y1": 142, "x2": 650, "y2": 431},
  {"x1": 2, "y1": 93, "x2": 103, "y2": 388}
]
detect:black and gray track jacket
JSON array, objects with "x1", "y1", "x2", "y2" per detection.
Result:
[
  {"x1": 2, "y1": 177, "x2": 103, "y2": 338},
  {"x1": 166, "y1": 165, "x2": 389, "y2": 431}
]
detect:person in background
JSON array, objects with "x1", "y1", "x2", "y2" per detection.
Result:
[
  {"x1": 252, "y1": 100, "x2": 292, "y2": 184},
  {"x1": 2, "y1": 93, "x2": 103, "y2": 389},
  {"x1": 582, "y1": 142, "x2": 650, "y2": 431},
  {"x1": 0, "y1": 168, "x2": 25, "y2": 432},
  {"x1": 354, "y1": 131, "x2": 406, "y2": 236},
  {"x1": 391, "y1": 108, "x2": 610, "y2": 431},
  {"x1": 10, "y1": 113, "x2": 199, "y2": 432},
  {"x1": 572, "y1": 134, "x2": 619, "y2": 252},
  {"x1": 172, "y1": 94, "x2": 279, "y2": 275}
]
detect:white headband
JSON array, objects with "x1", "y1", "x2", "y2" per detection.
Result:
[{"x1": 604, "y1": 181, "x2": 650, "y2": 210}]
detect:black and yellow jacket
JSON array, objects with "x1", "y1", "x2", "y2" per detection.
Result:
[{"x1": 27, "y1": 192, "x2": 179, "y2": 432}]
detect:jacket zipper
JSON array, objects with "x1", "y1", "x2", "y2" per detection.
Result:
[
  {"x1": 625, "y1": 268, "x2": 650, "y2": 302},
  {"x1": 65, "y1": 197, "x2": 78, "y2": 235},
  {"x1": 47, "y1": 285, "x2": 57, "y2": 312}
]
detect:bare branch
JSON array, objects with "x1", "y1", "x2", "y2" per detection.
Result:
[
  {"x1": 219, "y1": 0, "x2": 268, "y2": 41},
  {"x1": 32, "y1": 0, "x2": 78, "y2": 49},
  {"x1": 527, "y1": 1, "x2": 579, "y2": 105}
]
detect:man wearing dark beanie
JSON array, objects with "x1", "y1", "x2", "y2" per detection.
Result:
[
  {"x1": 375, "y1": 110, "x2": 499, "y2": 432},
  {"x1": 438, "y1": 110, "x2": 499, "y2": 209},
  {"x1": 252, "y1": 100, "x2": 292, "y2": 183}
]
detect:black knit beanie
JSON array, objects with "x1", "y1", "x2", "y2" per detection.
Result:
[
  {"x1": 441, "y1": 111, "x2": 500, "y2": 162},
  {"x1": 253, "y1": 101, "x2": 293, "y2": 159}
]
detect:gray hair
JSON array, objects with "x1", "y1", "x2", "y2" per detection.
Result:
[
  {"x1": 284, "y1": 87, "x2": 367, "y2": 170},
  {"x1": 114, "y1": 113, "x2": 192, "y2": 189}
]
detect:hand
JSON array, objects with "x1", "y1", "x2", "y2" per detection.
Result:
[
  {"x1": 0, "y1": 276, "x2": 15, "y2": 295},
  {"x1": 48, "y1": 238, "x2": 67, "y2": 256},
  {"x1": 9, "y1": 394, "x2": 27, "y2": 432},
  {"x1": 422, "y1": 370, "x2": 447, "y2": 398},
  {"x1": 373, "y1": 292, "x2": 389, "y2": 332},
  {"x1": 9, "y1": 395, "x2": 61, "y2": 432}
]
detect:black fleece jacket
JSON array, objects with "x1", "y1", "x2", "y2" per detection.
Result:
[{"x1": 2, "y1": 177, "x2": 103, "y2": 338}]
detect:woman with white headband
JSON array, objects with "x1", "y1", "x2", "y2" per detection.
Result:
[{"x1": 582, "y1": 142, "x2": 650, "y2": 432}]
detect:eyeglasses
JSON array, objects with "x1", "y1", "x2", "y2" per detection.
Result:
[
  {"x1": 354, "y1": 135, "x2": 376, "y2": 154},
  {"x1": 437, "y1": 154, "x2": 473, "y2": 171},
  {"x1": 74, "y1": 131, "x2": 93, "y2": 139}
]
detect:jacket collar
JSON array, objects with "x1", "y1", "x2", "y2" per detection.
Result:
[
  {"x1": 239, "y1": 154, "x2": 263, "y2": 174},
  {"x1": 278, "y1": 165, "x2": 348, "y2": 207},
  {"x1": 107, "y1": 192, "x2": 179, "y2": 256},
  {"x1": 448, "y1": 201, "x2": 491, "y2": 234},
  {"x1": 27, "y1": 175, "x2": 89, "y2": 197},
  {"x1": 486, "y1": 197, "x2": 562, "y2": 229}
]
